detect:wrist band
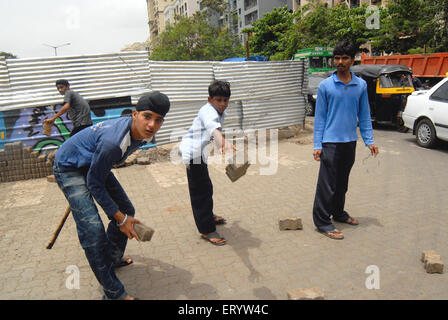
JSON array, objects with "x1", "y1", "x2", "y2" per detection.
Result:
[{"x1": 117, "y1": 214, "x2": 128, "y2": 227}]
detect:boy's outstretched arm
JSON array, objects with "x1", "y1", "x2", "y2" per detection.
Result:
[
  {"x1": 44, "y1": 102, "x2": 70, "y2": 124},
  {"x1": 212, "y1": 129, "x2": 236, "y2": 154}
]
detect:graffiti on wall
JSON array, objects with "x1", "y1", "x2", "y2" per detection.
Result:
[{"x1": 0, "y1": 97, "x2": 135, "y2": 151}]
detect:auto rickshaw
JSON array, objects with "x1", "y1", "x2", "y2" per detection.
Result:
[{"x1": 351, "y1": 64, "x2": 414, "y2": 131}]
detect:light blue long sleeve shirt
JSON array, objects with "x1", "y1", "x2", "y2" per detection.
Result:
[{"x1": 313, "y1": 71, "x2": 374, "y2": 150}]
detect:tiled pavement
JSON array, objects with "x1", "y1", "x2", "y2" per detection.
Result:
[{"x1": 0, "y1": 122, "x2": 447, "y2": 300}]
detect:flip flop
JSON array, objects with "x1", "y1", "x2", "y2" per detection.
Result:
[
  {"x1": 213, "y1": 214, "x2": 227, "y2": 225},
  {"x1": 319, "y1": 229, "x2": 344, "y2": 240},
  {"x1": 114, "y1": 257, "x2": 133, "y2": 269},
  {"x1": 201, "y1": 231, "x2": 226, "y2": 246},
  {"x1": 336, "y1": 216, "x2": 359, "y2": 225}
]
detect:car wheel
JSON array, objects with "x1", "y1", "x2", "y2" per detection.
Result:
[{"x1": 416, "y1": 119, "x2": 438, "y2": 148}]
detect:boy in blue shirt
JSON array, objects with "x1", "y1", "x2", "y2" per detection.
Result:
[
  {"x1": 179, "y1": 80, "x2": 234, "y2": 246},
  {"x1": 313, "y1": 41, "x2": 379, "y2": 240},
  {"x1": 53, "y1": 91, "x2": 170, "y2": 299}
]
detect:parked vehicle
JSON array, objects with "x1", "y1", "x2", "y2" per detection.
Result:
[
  {"x1": 362, "y1": 52, "x2": 448, "y2": 88},
  {"x1": 293, "y1": 47, "x2": 335, "y2": 74},
  {"x1": 402, "y1": 77, "x2": 448, "y2": 148},
  {"x1": 351, "y1": 64, "x2": 414, "y2": 130},
  {"x1": 305, "y1": 74, "x2": 328, "y2": 116}
]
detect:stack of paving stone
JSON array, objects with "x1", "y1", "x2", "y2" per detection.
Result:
[{"x1": 0, "y1": 142, "x2": 54, "y2": 183}]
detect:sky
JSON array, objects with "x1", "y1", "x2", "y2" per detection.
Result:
[{"x1": 0, "y1": 0, "x2": 149, "y2": 58}]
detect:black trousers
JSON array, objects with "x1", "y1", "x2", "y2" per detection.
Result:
[
  {"x1": 313, "y1": 142, "x2": 356, "y2": 232},
  {"x1": 186, "y1": 158, "x2": 215, "y2": 234}
]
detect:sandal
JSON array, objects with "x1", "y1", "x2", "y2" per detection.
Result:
[
  {"x1": 201, "y1": 231, "x2": 226, "y2": 246},
  {"x1": 319, "y1": 229, "x2": 344, "y2": 240},
  {"x1": 213, "y1": 214, "x2": 227, "y2": 225},
  {"x1": 335, "y1": 215, "x2": 359, "y2": 226},
  {"x1": 114, "y1": 257, "x2": 133, "y2": 269}
]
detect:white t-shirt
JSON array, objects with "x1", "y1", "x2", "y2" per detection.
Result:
[{"x1": 179, "y1": 102, "x2": 226, "y2": 164}]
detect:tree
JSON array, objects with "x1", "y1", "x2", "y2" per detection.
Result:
[
  {"x1": 242, "y1": 6, "x2": 295, "y2": 60},
  {"x1": 150, "y1": 13, "x2": 244, "y2": 61},
  {"x1": 425, "y1": 0, "x2": 448, "y2": 52},
  {"x1": 370, "y1": 0, "x2": 432, "y2": 54},
  {"x1": 0, "y1": 51, "x2": 17, "y2": 59},
  {"x1": 200, "y1": 0, "x2": 228, "y2": 15},
  {"x1": 247, "y1": 3, "x2": 385, "y2": 60}
]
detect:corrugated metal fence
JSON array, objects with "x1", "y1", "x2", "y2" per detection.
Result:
[{"x1": 0, "y1": 52, "x2": 307, "y2": 149}]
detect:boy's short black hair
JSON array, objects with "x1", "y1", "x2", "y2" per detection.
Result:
[
  {"x1": 208, "y1": 80, "x2": 231, "y2": 98},
  {"x1": 333, "y1": 41, "x2": 358, "y2": 59},
  {"x1": 55, "y1": 79, "x2": 70, "y2": 87}
]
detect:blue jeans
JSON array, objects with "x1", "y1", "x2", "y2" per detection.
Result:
[{"x1": 53, "y1": 165, "x2": 135, "y2": 300}]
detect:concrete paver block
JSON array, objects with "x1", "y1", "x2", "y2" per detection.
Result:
[
  {"x1": 134, "y1": 223, "x2": 155, "y2": 242},
  {"x1": 225, "y1": 162, "x2": 250, "y2": 182},
  {"x1": 279, "y1": 217, "x2": 303, "y2": 230},
  {"x1": 42, "y1": 122, "x2": 52, "y2": 136},
  {"x1": 421, "y1": 250, "x2": 444, "y2": 274},
  {"x1": 425, "y1": 257, "x2": 444, "y2": 274},
  {"x1": 287, "y1": 287, "x2": 325, "y2": 300},
  {"x1": 421, "y1": 250, "x2": 440, "y2": 263},
  {"x1": 137, "y1": 157, "x2": 151, "y2": 165}
]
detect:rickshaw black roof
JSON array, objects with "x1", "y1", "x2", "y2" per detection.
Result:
[{"x1": 351, "y1": 64, "x2": 412, "y2": 78}]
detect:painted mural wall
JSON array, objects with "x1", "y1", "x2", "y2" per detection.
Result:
[{"x1": 0, "y1": 97, "x2": 153, "y2": 152}]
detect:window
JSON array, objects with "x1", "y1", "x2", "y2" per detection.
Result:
[
  {"x1": 379, "y1": 72, "x2": 412, "y2": 88},
  {"x1": 244, "y1": 10, "x2": 258, "y2": 25},
  {"x1": 309, "y1": 57, "x2": 323, "y2": 69},
  {"x1": 244, "y1": 0, "x2": 258, "y2": 11},
  {"x1": 430, "y1": 81, "x2": 448, "y2": 102}
]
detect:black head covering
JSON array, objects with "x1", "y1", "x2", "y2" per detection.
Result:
[{"x1": 136, "y1": 91, "x2": 170, "y2": 117}]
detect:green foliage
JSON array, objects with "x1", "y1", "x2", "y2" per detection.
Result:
[
  {"x1": 242, "y1": 6, "x2": 295, "y2": 60},
  {"x1": 246, "y1": 0, "x2": 446, "y2": 60},
  {"x1": 200, "y1": 0, "x2": 228, "y2": 15},
  {"x1": 370, "y1": 0, "x2": 432, "y2": 54},
  {"x1": 247, "y1": 3, "x2": 384, "y2": 60},
  {"x1": 151, "y1": 0, "x2": 447, "y2": 62},
  {"x1": 150, "y1": 13, "x2": 244, "y2": 61},
  {"x1": 0, "y1": 51, "x2": 17, "y2": 59},
  {"x1": 424, "y1": 0, "x2": 448, "y2": 52},
  {"x1": 407, "y1": 47, "x2": 437, "y2": 54}
]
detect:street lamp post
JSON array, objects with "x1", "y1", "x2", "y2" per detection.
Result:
[{"x1": 43, "y1": 43, "x2": 71, "y2": 56}]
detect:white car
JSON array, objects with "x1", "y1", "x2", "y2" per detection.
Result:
[{"x1": 402, "y1": 77, "x2": 448, "y2": 148}]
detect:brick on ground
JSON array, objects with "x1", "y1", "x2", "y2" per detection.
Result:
[
  {"x1": 279, "y1": 217, "x2": 303, "y2": 230},
  {"x1": 287, "y1": 287, "x2": 325, "y2": 300}
]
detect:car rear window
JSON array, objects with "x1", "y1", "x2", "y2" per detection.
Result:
[{"x1": 430, "y1": 80, "x2": 448, "y2": 102}]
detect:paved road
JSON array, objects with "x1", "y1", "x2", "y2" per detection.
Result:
[{"x1": 0, "y1": 122, "x2": 447, "y2": 300}]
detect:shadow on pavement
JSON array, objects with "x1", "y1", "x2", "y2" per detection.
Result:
[
  {"x1": 119, "y1": 256, "x2": 219, "y2": 300},
  {"x1": 334, "y1": 216, "x2": 383, "y2": 231},
  {"x1": 223, "y1": 220, "x2": 262, "y2": 283}
]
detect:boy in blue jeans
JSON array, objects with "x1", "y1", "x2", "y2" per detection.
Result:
[
  {"x1": 179, "y1": 80, "x2": 234, "y2": 246},
  {"x1": 53, "y1": 91, "x2": 170, "y2": 299}
]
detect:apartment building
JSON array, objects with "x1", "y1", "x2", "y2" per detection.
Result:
[
  {"x1": 236, "y1": 0, "x2": 293, "y2": 38},
  {"x1": 146, "y1": 0, "x2": 178, "y2": 45},
  {"x1": 165, "y1": 0, "x2": 201, "y2": 26}
]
